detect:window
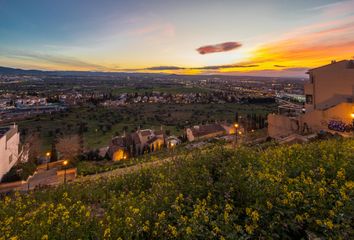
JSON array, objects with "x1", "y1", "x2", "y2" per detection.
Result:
[{"x1": 306, "y1": 95, "x2": 313, "y2": 104}]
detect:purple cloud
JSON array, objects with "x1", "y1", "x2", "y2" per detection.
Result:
[{"x1": 196, "y1": 42, "x2": 242, "y2": 54}]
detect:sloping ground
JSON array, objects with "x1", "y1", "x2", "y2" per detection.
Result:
[{"x1": 0, "y1": 138, "x2": 353, "y2": 239}]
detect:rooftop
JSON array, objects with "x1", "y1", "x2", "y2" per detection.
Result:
[{"x1": 191, "y1": 124, "x2": 225, "y2": 137}]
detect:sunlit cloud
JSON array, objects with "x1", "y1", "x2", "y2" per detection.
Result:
[{"x1": 196, "y1": 42, "x2": 242, "y2": 55}]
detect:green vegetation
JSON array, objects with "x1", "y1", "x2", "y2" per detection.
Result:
[
  {"x1": 18, "y1": 103, "x2": 275, "y2": 152},
  {"x1": 1, "y1": 138, "x2": 353, "y2": 239},
  {"x1": 77, "y1": 145, "x2": 187, "y2": 176},
  {"x1": 111, "y1": 86, "x2": 210, "y2": 95},
  {"x1": 1, "y1": 162, "x2": 37, "y2": 183},
  {"x1": 77, "y1": 160, "x2": 133, "y2": 176}
]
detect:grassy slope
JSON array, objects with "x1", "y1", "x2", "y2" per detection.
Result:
[{"x1": 0, "y1": 138, "x2": 353, "y2": 239}]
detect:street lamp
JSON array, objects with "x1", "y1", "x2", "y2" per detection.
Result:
[
  {"x1": 233, "y1": 123, "x2": 239, "y2": 149},
  {"x1": 63, "y1": 160, "x2": 69, "y2": 184},
  {"x1": 46, "y1": 152, "x2": 51, "y2": 170},
  {"x1": 351, "y1": 112, "x2": 354, "y2": 131}
]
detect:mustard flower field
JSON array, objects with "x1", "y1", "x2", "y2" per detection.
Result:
[{"x1": 1, "y1": 138, "x2": 353, "y2": 239}]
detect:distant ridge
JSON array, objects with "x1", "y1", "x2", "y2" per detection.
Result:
[
  {"x1": 0, "y1": 66, "x2": 165, "y2": 77},
  {"x1": 0, "y1": 66, "x2": 305, "y2": 80},
  {"x1": 0, "y1": 66, "x2": 44, "y2": 75}
]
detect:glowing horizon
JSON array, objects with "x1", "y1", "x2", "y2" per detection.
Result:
[{"x1": 0, "y1": 0, "x2": 354, "y2": 77}]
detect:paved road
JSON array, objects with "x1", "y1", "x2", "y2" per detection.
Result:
[{"x1": 0, "y1": 167, "x2": 76, "y2": 193}]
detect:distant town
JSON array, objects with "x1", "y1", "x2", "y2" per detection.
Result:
[{"x1": 1, "y1": 59, "x2": 353, "y2": 191}]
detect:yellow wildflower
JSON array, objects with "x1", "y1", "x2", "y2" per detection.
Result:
[
  {"x1": 246, "y1": 207, "x2": 252, "y2": 216},
  {"x1": 324, "y1": 219, "x2": 334, "y2": 230},
  {"x1": 245, "y1": 224, "x2": 254, "y2": 235},
  {"x1": 41, "y1": 235, "x2": 48, "y2": 240},
  {"x1": 213, "y1": 226, "x2": 221, "y2": 234},
  {"x1": 336, "y1": 169, "x2": 345, "y2": 180},
  {"x1": 266, "y1": 201, "x2": 273, "y2": 210},
  {"x1": 103, "y1": 228, "x2": 111, "y2": 239},
  {"x1": 158, "y1": 211, "x2": 166, "y2": 220},
  {"x1": 168, "y1": 225, "x2": 177, "y2": 237},
  {"x1": 251, "y1": 210, "x2": 260, "y2": 222}
]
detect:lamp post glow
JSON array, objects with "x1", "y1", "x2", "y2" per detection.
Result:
[
  {"x1": 233, "y1": 123, "x2": 239, "y2": 149},
  {"x1": 63, "y1": 160, "x2": 68, "y2": 184}
]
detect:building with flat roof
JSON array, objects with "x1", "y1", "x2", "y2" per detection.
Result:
[
  {"x1": 268, "y1": 60, "x2": 354, "y2": 139},
  {"x1": 0, "y1": 124, "x2": 22, "y2": 181},
  {"x1": 305, "y1": 60, "x2": 354, "y2": 112}
]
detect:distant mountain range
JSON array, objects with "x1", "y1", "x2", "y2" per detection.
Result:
[
  {"x1": 0, "y1": 66, "x2": 305, "y2": 80},
  {"x1": 0, "y1": 66, "x2": 147, "y2": 77},
  {"x1": 0, "y1": 66, "x2": 45, "y2": 75}
]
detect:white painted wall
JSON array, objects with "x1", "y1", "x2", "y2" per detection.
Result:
[{"x1": 0, "y1": 126, "x2": 20, "y2": 181}]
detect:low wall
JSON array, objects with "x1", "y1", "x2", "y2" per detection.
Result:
[
  {"x1": 56, "y1": 168, "x2": 77, "y2": 177},
  {"x1": 37, "y1": 160, "x2": 65, "y2": 171},
  {"x1": 267, "y1": 114, "x2": 299, "y2": 139},
  {"x1": 0, "y1": 180, "x2": 26, "y2": 191}
]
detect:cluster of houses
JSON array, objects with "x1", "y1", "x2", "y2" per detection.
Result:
[
  {"x1": 101, "y1": 91, "x2": 242, "y2": 107},
  {"x1": 106, "y1": 122, "x2": 238, "y2": 161},
  {"x1": 106, "y1": 129, "x2": 181, "y2": 161}
]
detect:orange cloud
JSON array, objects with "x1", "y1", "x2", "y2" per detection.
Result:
[{"x1": 239, "y1": 16, "x2": 354, "y2": 74}]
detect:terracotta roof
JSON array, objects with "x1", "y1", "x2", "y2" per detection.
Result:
[
  {"x1": 191, "y1": 124, "x2": 225, "y2": 137},
  {"x1": 140, "y1": 130, "x2": 152, "y2": 137}
]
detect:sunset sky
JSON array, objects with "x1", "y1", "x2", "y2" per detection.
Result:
[{"x1": 0, "y1": 0, "x2": 354, "y2": 77}]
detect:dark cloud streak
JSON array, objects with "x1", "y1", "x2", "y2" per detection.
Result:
[
  {"x1": 196, "y1": 42, "x2": 242, "y2": 54},
  {"x1": 128, "y1": 64, "x2": 259, "y2": 71}
]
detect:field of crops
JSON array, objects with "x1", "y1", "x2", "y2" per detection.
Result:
[{"x1": 0, "y1": 138, "x2": 353, "y2": 239}]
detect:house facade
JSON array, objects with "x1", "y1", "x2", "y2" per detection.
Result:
[
  {"x1": 0, "y1": 124, "x2": 22, "y2": 181},
  {"x1": 107, "y1": 129, "x2": 166, "y2": 161},
  {"x1": 268, "y1": 60, "x2": 354, "y2": 139}
]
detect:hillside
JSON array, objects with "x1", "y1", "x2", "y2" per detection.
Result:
[{"x1": 0, "y1": 138, "x2": 353, "y2": 239}]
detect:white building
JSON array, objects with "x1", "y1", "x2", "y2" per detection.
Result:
[{"x1": 0, "y1": 124, "x2": 22, "y2": 181}]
